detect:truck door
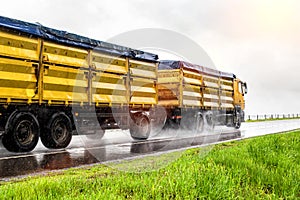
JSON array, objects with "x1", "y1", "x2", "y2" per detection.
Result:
[{"x1": 233, "y1": 79, "x2": 246, "y2": 110}]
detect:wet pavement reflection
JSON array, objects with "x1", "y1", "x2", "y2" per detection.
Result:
[
  {"x1": 0, "y1": 150, "x2": 101, "y2": 178},
  {"x1": 0, "y1": 129, "x2": 240, "y2": 179}
]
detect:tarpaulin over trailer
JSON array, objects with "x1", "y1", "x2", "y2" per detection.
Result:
[
  {"x1": 0, "y1": 15, "x2": 158, "y2": 61},
  {"x1": 158, "y1": 60, "x2": 236, "y2": 79}
]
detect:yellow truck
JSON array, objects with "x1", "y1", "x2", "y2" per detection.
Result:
[
  {"x1": 0, "y1": 16, "x2": 158, "y2": 152},
  {"x1": 158, "y1": 60, "x2": 247, "y2": 131},
  {"x1": 0, "y1": 16, "x2": 247, "y2": 153}
]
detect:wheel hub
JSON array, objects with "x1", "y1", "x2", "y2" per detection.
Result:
[
  {"x1": 16, "y1": 120, "x2": 34, "y2": 145},
  {"x1": 53, "y1": 121, "x2": 67, "y2": 142}
]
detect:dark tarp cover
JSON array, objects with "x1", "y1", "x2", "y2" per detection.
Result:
[
  {"x1": 158, "y1": 60, "x2": 236, "y2": 79},
  {"x1": 0, "y1": 16, "x2": 158, "y2": 62}
]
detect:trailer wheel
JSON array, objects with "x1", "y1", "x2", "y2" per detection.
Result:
[
  {"x1": 149, "y1": 106, "x2": 167, "y2": 136},
  {"x1": 181, "y1": 112, "x2": 204, "y2": 133},
  {"x1": 2, "y1": 112, "x2": 39, "y2": 152},
  {"x1": 204, "y1": 112, "x2": 215, "y2": 131},
  {"x1": 130, "y1": 114, "x2": 151, "y2": 140},
  {"x1": 41, "y1": 113, "x2": 72, "y2": 149},
  {"x1": 196, "y1": 114, "x2": 204, "y2": 133}
]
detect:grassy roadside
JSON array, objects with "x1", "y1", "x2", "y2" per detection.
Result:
[{"x1": 0, "y1": 131, "x2": 299, "y2": 199}]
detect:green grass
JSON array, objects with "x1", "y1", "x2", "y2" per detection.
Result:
[{"x1": 1, "y1": 131, "x2": 299, "y2": 199}]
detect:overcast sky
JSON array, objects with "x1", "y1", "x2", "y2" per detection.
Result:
[{"x1": 1, "y1": 0, "x2": 300, "y2": 115}]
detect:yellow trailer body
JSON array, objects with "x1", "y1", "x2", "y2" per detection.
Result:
[
  {"x1": 0, "y1": 16, "x2": 159, "y2": 152},
  {"x1": 158, "y1": 62, "x2": 235, "y2": 110},
  {"x1": 0, "y1": 31, "x2": 157, "y2": 107},
  {"x1": 129, "y1": 60, "x2": 157, "y2": 106}
]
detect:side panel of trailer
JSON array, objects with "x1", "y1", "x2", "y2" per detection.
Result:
[
  {"x1": 129, "y1": 60, "x2": 157, "y2": 106},
  {"x1": 0, "y1": 32, "x2": 39, "y2": 104},
  {"x1": 157, "y1": 69, "x2": 181, "y2": 107},
  {"x1": 157, "y1": 65, "x2": 235, "y2": 110},
  {"x1": 42, "y1": 41, "x2": 90, "y2": 105}
]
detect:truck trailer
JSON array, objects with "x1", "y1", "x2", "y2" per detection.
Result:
[
  {"x1": 0, "y1": 16, "x2": 159, "y2": 152},
  {"x1": 0, "y1": 16, "x2": 247, "y2": 153},
  {"x1": 158, "y1": 60, "x2": 247, "y2": 132}
]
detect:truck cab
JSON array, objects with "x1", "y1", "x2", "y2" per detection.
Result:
[
  {"x1": 234, "y1": 79, "x2": 248, "y2": 110},
  {"x1": 233, "y1": 78, "x2": 248, "y2": 128}
]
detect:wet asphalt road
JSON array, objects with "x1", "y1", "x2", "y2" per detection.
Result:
[{"x1": 0, "y1": 119, "x2": 300, "y2": 180}]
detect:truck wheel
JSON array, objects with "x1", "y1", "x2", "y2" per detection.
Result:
[
  {"x1": 149, "y1": 106, "x2": 167, "y2": 136},
  {"x1": 233, "y1": 109, "x2": 242, "y2": 129},
  {"x1": 41, "y1": 113, "x2": 72, "y2": 149},
  {"x1": 204, "y1": 112, "x2": 215, "y2": 131},
  {"x1": 196, "y1": 114, "x2": 204, "y2": 133},
  {"x1": 181, "y1": 112, "x2": 204, "y2": 133},
  {"x1": 234, "y1": 115, "x2": 241, "y2": 129},
  {"x1": 130, "y1": 114, "x2": 151, "y2": 140},
  {"x1": 2, "y1": 112, "x2": 39, "y2": 152}
]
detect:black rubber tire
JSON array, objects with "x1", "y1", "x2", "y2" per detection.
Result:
[
  {"x1": 181, "y1": 112, "x2": 204, "y2": 133},
  {"x1": 41, "y1": 113, "x2": 72, "y2": 149},
  {"x1": 130, "y1": 114, "x2": 151, "y2": 140},
  {"x1": 204, "y1": 112, "x2": 215, "y2": 131},
  {"x1": 195, "y1": 114, "x2": 204, "y2": 133},
  {"x1": 233, "y1": 109, "x2": 242, "y2": 129},
  {"x1": 149, "y1": 106, "x2": 167, "y2": 136},
  {"x1": 234, "y1": 115, "x2": 241, "y2": 129},
  {"x1": 2, "y1": 112, "x2": 40, "y2": 152}
]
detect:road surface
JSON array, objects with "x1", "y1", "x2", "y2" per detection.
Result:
[{"x1": 0, "y1": 119, "x2": 299, "y2": 180}]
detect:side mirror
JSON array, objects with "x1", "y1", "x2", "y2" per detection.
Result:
[{"x1": 244, "y1": 82, "x2": 248, "y2": 94}]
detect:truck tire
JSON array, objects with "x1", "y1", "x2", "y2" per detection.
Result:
[
  {"x1": 204, "y1": 112, "x2": 215, "y2": 131},
  {"x1": 41, "y1": 112, "x2": 72, "y2": 149},
  {"x1": 233, "y1": 109, "x2": 242, "y2": 129},
  {"x1": 196, "y1": 114, "x2": 204, "y2": 133},
  {"x1": 180, "y1": 112, "x2": 204, "y2": 133},
  {"x1": 130, "y1": 114, "x2": 151, "y2": 140},
  {"x1": 2, "y1": 112, "x2": 40, "y2": 152},
  {"x1": 149, "y1": 106, "x2": 167, "y2": 136},
  {"x1": 234, "y1": 113, "x2": 241, "y2": 129}
]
